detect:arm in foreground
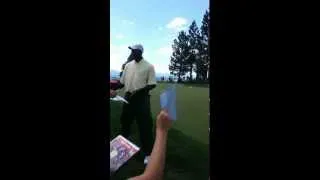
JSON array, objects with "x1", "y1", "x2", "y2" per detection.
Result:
[{"x1": 128, "y1": 110, "x2": 171, "y2": 180}]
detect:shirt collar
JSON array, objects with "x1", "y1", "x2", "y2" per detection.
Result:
[{"x1": 134, "y1": 58, "x2": 144, "y2": 64}]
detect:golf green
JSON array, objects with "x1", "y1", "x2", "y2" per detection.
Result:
[{"x1": 110, "y1": 83, "x2": 209, "y2": 180}]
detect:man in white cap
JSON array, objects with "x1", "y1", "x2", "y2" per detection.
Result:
[{"x1": 110, "y1": 44, "x2": 157, "y2": 165}]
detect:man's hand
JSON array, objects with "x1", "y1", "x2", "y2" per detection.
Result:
[
  {"x1": 156, "y1": 110, "x2": 172, "y2": 131},
  {"x1": 130, "y1": 89, "x2": 139, "y2": 97},
  {"x1": 130, "y1": 85, "x2": 156, "y2": 98},
  {"x1": 110, "y1": 90, "x2": 117, "y2": 98},
  {"x1": 129, "y1": 88, "x2": 143, "y2": 98}
]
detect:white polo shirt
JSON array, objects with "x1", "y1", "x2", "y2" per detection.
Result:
[{"x1": 120, "y1": 59, "x2": 157, "y2": 93}]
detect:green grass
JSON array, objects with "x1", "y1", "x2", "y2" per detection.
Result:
[{"x1": 110, "y1": 83, "x2": 209, "y2": 180}]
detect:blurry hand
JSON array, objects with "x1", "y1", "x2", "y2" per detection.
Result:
[
  {"x1": 156, "y1": 110, "x2": 172, "y2": 131},
  {"x1": 110, "y1": 90, "x2": 117, "y2": 98},
  {"x1": 130, "y1": 89, "x2": 141, "y2": 98},
  {"x1": 130, "y1": 89, "x2": 138, "y2": 97}
]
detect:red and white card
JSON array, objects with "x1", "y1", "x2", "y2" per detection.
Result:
[{"x1": 110, "y1": 135, "x2": 140, "y2": 172}]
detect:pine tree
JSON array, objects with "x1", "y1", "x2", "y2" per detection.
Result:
[
  {"x1": 169, "y1": 31, "x2": 189, "y2": 82},
  {"x1": 201, "y1": 10, "x2": 209, "y2": 42},
  {"x1": 200, "y1": 10, "x2": 210, "y2": 81},
  {"x1": 188, "y1": 20, "x2": 201, "y2": 81},
  {"x1": 188, "y1": 20, "x2": 209, "y2": 81}
]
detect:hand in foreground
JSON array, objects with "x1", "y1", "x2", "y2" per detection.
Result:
[
  {"x1": 110, "y1": 90, "x2": 117, "y2": 98},
  {"x1": 156, "y1": 110, "x2": 172, "y2": 131}
]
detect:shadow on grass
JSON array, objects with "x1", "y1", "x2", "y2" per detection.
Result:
[{"x1": 110, "y1": 103, "x2": 209, "y2": 180}]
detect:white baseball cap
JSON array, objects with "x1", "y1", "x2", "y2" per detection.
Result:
[{"x1": 128, "y1": 44, "x2": 144, "y2": 53}]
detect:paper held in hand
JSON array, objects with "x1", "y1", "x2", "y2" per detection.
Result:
[
  {"x1": 110, "y1": 95, "x2": 129, "y2": 104},
  {"x1": 160, "y1": 85, "x2": 177, "y2": 121},
  {"x1": 110, "y1": 135, "x2": 140, "y2": 173}
]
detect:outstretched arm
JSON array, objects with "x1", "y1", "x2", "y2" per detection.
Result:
[{"x1": 128, "y1": 111, "x2": 171, "y2": 180}]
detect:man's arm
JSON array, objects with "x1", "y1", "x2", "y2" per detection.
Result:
[
  {"x1": 147, "y1": 65, "x2": 157, "y2": 86},
  {"x1": 141, "y1": 65, "x2": 157, "y2": 91},
  {"x1": 128, "y1": 111, "x2": 171, "y2": 180},
  {"x1": 128, "y1": 131, "x2": 167, "y2": 180},
  {"x1": 132, "y1": 84, "x2": 156, "y2": 94},
  {"x1": 111, "y1": 83, "x2": 124, "y2": 90}
]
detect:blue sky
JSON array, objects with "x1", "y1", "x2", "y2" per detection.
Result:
[{"x1": 110, "y1": 0, "x2": 209, "y2": 74}]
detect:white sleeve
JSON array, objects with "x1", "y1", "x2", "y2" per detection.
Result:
[{"x1": 147, "y1": 65, "x2": 157, "y2": 85}]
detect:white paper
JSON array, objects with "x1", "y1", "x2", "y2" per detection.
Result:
[{"x1": 110, "y1": 95, "x2": 129, "y2": 104}]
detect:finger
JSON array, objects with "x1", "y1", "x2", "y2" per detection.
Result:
[
  {"x1": 163, "y1": 115, "x2": 170, "y2": 121},
  {"x1": 160, "y1": 109, "x2": 168, "y2": 114},
  {"x1": 160, "y1": 112, "x2": 169, "y2": 121},
  {"x1": 161, "y1": 110, "x2": 169, "y2": 118},
  {"x1": 158, "y1": 110, "x2": 165, "y2": 119}
]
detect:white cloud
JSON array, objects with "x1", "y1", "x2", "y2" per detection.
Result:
[
  {"x1": 164, "y1": 32, "x2": 178, "y2": 43},
  {"x1": 122, "y1": 20, "x2": 135, "y2": 25},
  {"x1": 153, "y1": 62, "x2": 170, "y2": 74},
  {"x1": 166, "y1": 17, "x2": 188, "y2": 31},
  {"x1": 157, "y1": 46, "x2": 172, "y2": 56},
  {"x1": 110, "y1": 44, "x2": 130, "y2": 71},
  {"x1": 115, "y1": 33, "x2": 125, "y2": 39},
  {"x1": 150, "y1": 46, "x2": 173, "y2": 74}
]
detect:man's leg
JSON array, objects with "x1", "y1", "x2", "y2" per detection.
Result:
[
  {"x1": 120, "y1": 96, "x2": 135, "y2": 138},
  {"x1": 135, "y1": 95, "x2": 154, "y2": 156}
]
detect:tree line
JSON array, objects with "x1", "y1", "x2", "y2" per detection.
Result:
[{"x1": 169, "y1": 10, "x2": 209, "y2": 83}]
